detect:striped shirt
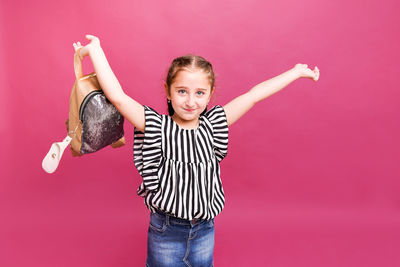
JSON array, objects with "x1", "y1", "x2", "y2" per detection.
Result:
[{"x1": 133, "y1": 105, "x2": 229, "y2": 220}]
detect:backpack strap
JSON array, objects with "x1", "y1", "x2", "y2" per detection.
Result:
[{"x1": 74, "y1": 47, "x2": 83, "y2": 80}]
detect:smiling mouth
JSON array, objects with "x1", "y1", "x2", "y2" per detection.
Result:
[{"x1": 184, "y1": 108, "x2": 196, "y2": 112}]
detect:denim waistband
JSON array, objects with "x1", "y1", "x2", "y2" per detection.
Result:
[{"x1": 154, "y1": 209, "x2": 206, "y2": 225}]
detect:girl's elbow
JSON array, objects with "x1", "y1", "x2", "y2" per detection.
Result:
[
  {"x1": 245, "y1": 91, "x2": 258, "y2": 106},
  {"x1": 107, "y1": 92, "x2": 125, "y2": 106}
]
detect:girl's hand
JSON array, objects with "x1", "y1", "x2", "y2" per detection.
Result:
[
  {"x1": 72, "y1": 34, "x2": 101, "y2": 61},
  {"x1": 293, "y1": 63, "x2": 320, "y2": 81}
]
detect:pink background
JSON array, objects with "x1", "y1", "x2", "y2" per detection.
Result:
[{"x1": 1, "y1": 0, "x2": 400, "y2": 266}]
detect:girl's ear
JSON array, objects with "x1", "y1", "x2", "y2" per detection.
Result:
[
  {"x1": 164, "y1": 82, "x2": 170, "y2": 99},
  {"x1": 209, "y1": 87, "x2": 215, "y2": 98}
]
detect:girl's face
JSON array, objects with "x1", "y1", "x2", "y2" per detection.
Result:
[{"x1": 166, "y1": 69, "x2": 214, "y2": 128}]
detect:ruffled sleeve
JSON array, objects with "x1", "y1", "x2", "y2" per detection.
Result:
[
  {"x1": 204, "y1": 105, "x2": 229, "y2": 162},
  {"x1": 133, "y1": 106, "x2": 162, "y2": 193}
]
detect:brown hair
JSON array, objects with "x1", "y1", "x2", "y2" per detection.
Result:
[{"x1": 165, "y1": 54, "x2": 215, "y2": 116}]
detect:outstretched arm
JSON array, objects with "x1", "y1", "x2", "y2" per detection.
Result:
[
  {"x1": 73, "y1": 35, "x2": 145, "y2": 132},
  {"x1": 223, "y1": 64, "x2": 320, "y2": 126}
]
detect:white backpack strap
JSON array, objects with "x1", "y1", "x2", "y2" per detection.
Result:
[{"x1": 42, "y1": 135, "x2": 72, "y2": 174}]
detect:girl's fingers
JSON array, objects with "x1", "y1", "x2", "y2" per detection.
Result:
[
  {"x1": 294, "y1": 64, "x2": 320, "y2": 80},
  {"x1": 84, "y1": 34, "x2": 100, "y2": 46},
  {"x1": 86, "y1": 34, "x2": 97, "y2": 40},
  {"x1": 72, "y1": 42, "x2": 83, "y2": 52},
  {"x1": 314, "y1": 68, "x2": 320, "y2": 81}
]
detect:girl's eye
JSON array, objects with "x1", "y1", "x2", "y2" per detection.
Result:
[
  {"x1": 196, "y1": 91, "x2": 205, "y2": 96},
  {"x1": 178, "y1": 90, "x2": 186, "y2": 94}
]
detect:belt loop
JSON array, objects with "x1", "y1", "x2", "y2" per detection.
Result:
[{"x1": 165, "y1": 213, "x2": 170, "y2": 226}]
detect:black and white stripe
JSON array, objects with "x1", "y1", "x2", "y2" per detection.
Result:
[{"x1": 133, "y1": 105, "x2": 229, "y2": 220}]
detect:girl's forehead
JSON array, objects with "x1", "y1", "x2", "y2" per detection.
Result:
[{"x1": 172, "y1": 69, "x2": 212, "y2": 89}]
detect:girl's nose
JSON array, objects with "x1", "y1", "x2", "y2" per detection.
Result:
[{"x1": 186, "y1": 94, "x2": 195, "y2": 106}]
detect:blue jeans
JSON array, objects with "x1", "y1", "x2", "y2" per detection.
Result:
[{"x1": 146, "y1": 210, "x2": 215, "y2": 267}]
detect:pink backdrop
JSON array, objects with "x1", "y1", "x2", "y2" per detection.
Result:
[{"x1": 1, "y1": 0, "x2": 400, "y2": 266}]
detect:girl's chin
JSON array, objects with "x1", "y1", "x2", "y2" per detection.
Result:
[
  {"x1": 180, "y1": 114, "x2": 197, "y2": 121},
  {"x1": 176, "y1": 112, "x2": 198, "y2": 121}
]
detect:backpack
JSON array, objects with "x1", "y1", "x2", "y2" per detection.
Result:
[
  {"x1": 66, "y1": 49, "x2": 125, "y2": 156},
  {"x1": 42, "y1": 49, "x2": 125, "y2": 173}
]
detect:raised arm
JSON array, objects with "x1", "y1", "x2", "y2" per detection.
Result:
[
  {"x1": 223, "y1": 64, "x2": 320, "y2": 126},
  {"x1": 73, "y1": 35, "x2": 145, "y2": 132}
]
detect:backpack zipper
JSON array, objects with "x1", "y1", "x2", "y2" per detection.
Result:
[{"x1": 79, "y1": 90, "x2": 103, "y2": 122}]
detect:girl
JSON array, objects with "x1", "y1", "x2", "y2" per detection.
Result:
[{"x1": 73, "y1": 34, "x2": 319, "y2": 267}]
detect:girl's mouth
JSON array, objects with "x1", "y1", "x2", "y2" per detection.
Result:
[{"x1": 184, "y1": 108, "x2": 196, "y2": 112}]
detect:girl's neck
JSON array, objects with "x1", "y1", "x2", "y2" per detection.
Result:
[{"x1": 171, "y1": 114, "x2": 200, "y2": 130}]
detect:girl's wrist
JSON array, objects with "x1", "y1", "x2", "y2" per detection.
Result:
[
  {"x1": 87, "y1": 43, "x2": 102, "y2": 57},
  {"x1": 290, "y1": 67, "x2": 302, "y2": 79}
]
